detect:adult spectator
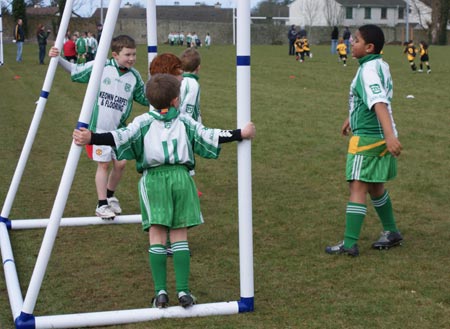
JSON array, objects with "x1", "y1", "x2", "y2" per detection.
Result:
[
  {"x1": 343, "y1": 26, "x2": 351, "y2": 54},
  {"x1": 299, "y1": 26, "x2": 307, "y2": 38},
  {"x1": 331, "y1": 26, "x2": 339, "y2": 54},
  {"x1": 36, "y1": 24, "x2": 51, "y2": 64},
  {"x1": 96, "y1": 23, "x2": 103, "y2": 43},
  {"x1": 14, "y1": 18, "x2": 25, "y2": 63},
  {"x1": 287, "y1": 25, "x2": 297, "y2": 56}
]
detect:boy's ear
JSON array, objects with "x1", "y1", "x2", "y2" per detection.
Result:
[{"x1": 366, "y1": 43, "x2": 375, "y2": 53}]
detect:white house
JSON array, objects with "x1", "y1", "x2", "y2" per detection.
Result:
[{"x1": 288, "y1": 0, "x2": 432, "y2": 28}]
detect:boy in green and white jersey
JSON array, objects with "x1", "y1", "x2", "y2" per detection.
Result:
[
  {"x1": 179, "y1": 48, "x2": 202, "y2": 122},
  {"x1": 73, "y1": 73, "x2": 256, "y2": 308},
  {"x1": 49, "y1": 35, "x2": 149, "y2": 219},
  {"x1": 325, "y1": 25, "x2": 403, "y2": 257}
]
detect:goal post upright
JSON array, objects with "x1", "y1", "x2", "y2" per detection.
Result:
[
  {"x1": 236, "y1": 0, "x2": 254, "y2": 312},
  {"x1": 146, "y1": 0, "x2": 158, "y2": 75}
]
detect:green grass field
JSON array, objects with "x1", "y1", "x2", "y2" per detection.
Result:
[{"x1": 1, "y1": 41, "x2": 450, "y2": 329}]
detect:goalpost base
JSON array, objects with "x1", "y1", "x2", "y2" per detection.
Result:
[{"x1": 15, "y1": 300, "x2": 254, "y2": 329}]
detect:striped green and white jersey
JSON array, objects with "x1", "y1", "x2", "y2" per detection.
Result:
[
  {"x1": 180, "y1": 73, "x2": 201, "y2": 122},
  {"x1": 110, "y1": 107, "x2": 222, "y2": 173},
  {"x1": 349, "y1": 54, "x2": 397, "y2": 138},
  {"x1": 71, "y1": 58, "x2": 148, "y2": 133}
]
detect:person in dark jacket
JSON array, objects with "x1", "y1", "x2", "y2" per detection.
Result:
[
  {"x1": 14, "y1": 18, "x2": 25, "y2": 62},
  {"x1": 331, "y1": 26, "x2": 339, "y2": 54},
  {"x1": 343, "y1": 26, "x2": 351, "y2": 54},
  {"x1": 36, "y1": 24, "x2": 51, "y2": 64},
  {"x1": 287, "y1": 25, "x2": 297, "y2": 56}
]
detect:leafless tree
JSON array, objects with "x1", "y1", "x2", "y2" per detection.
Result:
[
  {"x1": 303, "y1": 0, "x2": 320, "y2": 36},
  {"x1": 323, "y1": 0, "x2": 344, "y2": 27}
]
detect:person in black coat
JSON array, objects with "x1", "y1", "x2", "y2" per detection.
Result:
[
  {"x1": 287, "y1": 25, "x2": 298, "y2": 56},
  {"x1": 331, "y1": 26, "x2": 339, "y2": 54}
]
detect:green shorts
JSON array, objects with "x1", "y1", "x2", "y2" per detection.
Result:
[
  {"x1": 346, "y1": 136, "x2": 397, "y2": 183},
  {"x1": 139, "y1": 165, "x2": 203, "y2": 231}
]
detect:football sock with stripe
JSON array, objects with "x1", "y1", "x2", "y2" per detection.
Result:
[
  {"x1": 149, "y1": 244, "x2": 167, "y2": 293},
  {"x1": 372, "y1": 190, "x2": 398, "y2": 232},
  {"x1": 344, "y1": 202, "x2": 367, "y2": 248},
  {"x1": 172, "y1": 241, "x2": 190, "y2": 293}
]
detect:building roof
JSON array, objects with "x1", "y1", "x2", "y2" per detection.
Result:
[
  {"x1": 26, "y1": 6, "x2": 60, "y2": 16},
  {"x1": 26, "y1": 6, "x2": 82, "y2": 17},
  {"x1": 92, "y1": 5, "x2": 233, "y2": 23},
  {"x1": 336, "y1": 0, "x2": 406, "y2": 8}
]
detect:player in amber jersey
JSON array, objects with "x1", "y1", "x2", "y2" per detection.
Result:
[
  {"x1": 403, "y1": 40, "x2": 417, "y2": 71},
  {"x1": 336, "y1": 38, "x2": 347, "y2": 66},
  {"x1": 418, "y1": 40, "x2": 431, "y2": 74}
]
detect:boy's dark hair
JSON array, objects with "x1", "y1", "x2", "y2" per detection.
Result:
[
  {"x1": 111, "y1": 35, "x2": 136, "y2": 53},
  {"x1": 420, "y1": 40, "x2": 428, "y2": 49},
  {"x1": 146, "y1": 74, "x2": 180, "y2": 110},
  {"x1": 149, "y1": 53, "x2": 183, "y2": 76},
  {"x1": 358, "y1": 24, "x2": 384, "y2": 54},
  {"x1": 180, "y1": 48, "x2": 201, "y2": 72}
]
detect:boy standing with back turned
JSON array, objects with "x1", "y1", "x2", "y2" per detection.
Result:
[
  {"x1": 325, "y1": 25, "x2": 403, "y2": 257},
  {"x1": 49, "y1": 35, "x2": 149, "y2": 219},
  {"x1": 73, "y1": 73, "x2": 256, "y2": 308}
]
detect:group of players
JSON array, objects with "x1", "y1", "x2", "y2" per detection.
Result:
[{"x1": 403, "y1": 39, "x2": 431, "y2": 73}]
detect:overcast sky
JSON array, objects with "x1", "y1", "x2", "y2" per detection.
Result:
[{"x1": 22, "y1": 0, "x2": 264, "y2": 17}]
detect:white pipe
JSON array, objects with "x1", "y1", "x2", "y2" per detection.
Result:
[
  {"x1": 146, "y1": 0, "x2": 158, "y2": 77},
  {"x1": 34, "y1": 302, "x2": 239, "y2": 328},
  {"x1": 0, "y1": 223, "x2": 23, "y2": 318},
  {"x1": 236, "y1": 0, "x2": 254, "y2": 302},
  {"x1": 20, "y1": 0, "x2": 123, "y2": 316},
  {"x1": 0, "y1": 0, "x2": 74, "y2": 220},
  {"x1": 0, "y1": 10, "x2": 4, "y2": 65},
  {"x1": 10, "y1": 215, "x2": 142, "y2": 230}
]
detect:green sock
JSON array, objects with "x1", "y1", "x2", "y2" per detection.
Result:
[
  {"x1": 172, "y1": 241, "x2": 190, "y2": 293},
  {"x1": 372, "y1": 190, "x2": 398, "y2": 232},
  {"x1": 344, "y1": 202, "x2": 367, "y2": 248},
  {"x1": 148, "y1": 244, "x2": 167, "y2": 293}
]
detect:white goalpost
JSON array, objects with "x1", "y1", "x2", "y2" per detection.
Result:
[
  {"x1": 0, "y1": 9, "x2": 4, "y2": 66},
  {"x1": 0, "y1": 0, "x2": 254, "y2": 328}
]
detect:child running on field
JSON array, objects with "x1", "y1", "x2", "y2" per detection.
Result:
[
  {"x1": 300, "y1": 35, "x2": 311, "y2": 60},
  {"x1": 403, "y1": 40, "x2": 417, "y2": 71},
  {"x1": 49, "y1": 35, "x2": 149, "y2": 219},
  {"x1": 418, "y1": 40, "x2": 431, "y2": 74},
  {"x1": 325, "y1": 24, "x2": 403, "y2": 257},
  {"x1": 72, "y1": 73, "x2": 256, "y2": 308},
  {"x1": 336, "y1": 38, "x2": 347, "y2": 66}
]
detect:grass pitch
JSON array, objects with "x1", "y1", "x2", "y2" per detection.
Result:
[{"x1": 1, "y1": 42, "x2": 450, "y2": 328}]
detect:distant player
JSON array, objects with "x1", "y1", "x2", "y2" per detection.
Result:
[
  {"x1": 336, "y1": 38, "x2": 347, "y2": 66},
  {"x1": 403, "y1": 40, "x2": 417, "y2": 71},
  {"x1": 418, "y1": 40, "x2": 431, "y2": 74}
]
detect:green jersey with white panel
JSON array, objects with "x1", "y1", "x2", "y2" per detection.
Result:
[
  {"x1": 71, "y1": 58, "x2": 149, "y2": 133},
  {"x1": 179, "y1": 73, "x2": 201, "y2": 123},
  {"x1": 110, "y1": 107, "x2": 222, "y2": 173},
  {"x1": 348, "y1": 54, "x2": 397, "y2": 138}
]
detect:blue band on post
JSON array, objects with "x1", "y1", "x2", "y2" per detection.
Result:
[
  {"x1": 236, "y1": 56, "x2": 251, "y2": 66},
  {"x1": 238, "y1": 297, "x2": 254, "y2": 312},
  {"x1": 76, "y1": 122, "x2": 89, "y2": 130},
  {"x1": 148, "y1": 45, "x2": 158, "y2": 53},
  {"x1": 40, "y1": 90, "x2": 49, "y2": 99},
  {"x1": 15, "y1": 311, "x2": 36, "y2": 329},
  {"x1": 0, "y1": 216, "x2": 11, "y2": 230}
]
